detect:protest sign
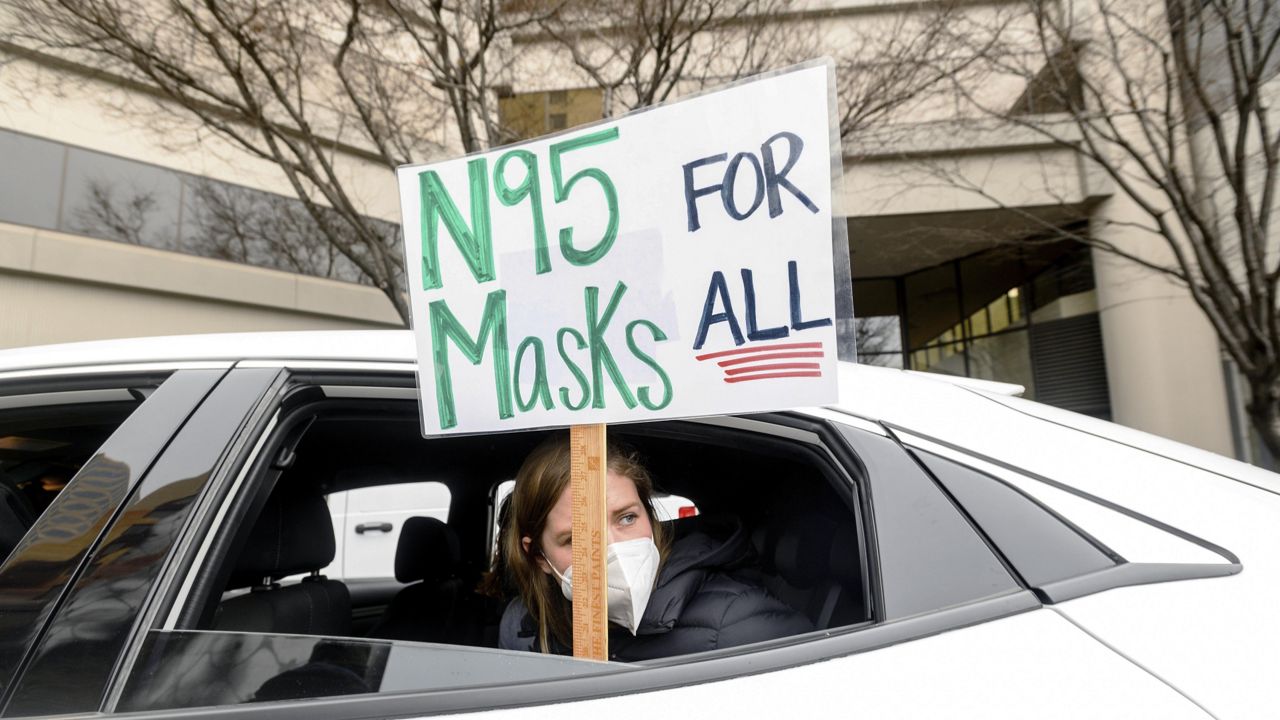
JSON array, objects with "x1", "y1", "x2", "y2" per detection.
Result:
[{"x1": 397, "y1": 61, "x2": 844, "y2": 436}]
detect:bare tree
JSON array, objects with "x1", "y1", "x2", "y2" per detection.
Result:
[
  {"x1": 854, "y1": 316, "x2": 904, "y2": 367},
  {"x1": 835, "y1": 4, "x2": 976, "y2": 140},
  {"x1": 533, "y1": 0, "x2": 960, "y2": 135},
  {"x1": 5, "y1": 0, "x2": 561, "y2": 323},
  {"x1": 911, "y1": 0, "x2": 1280, "y2": 455},
  {"x1": 8, "y1": 0, "x2": 960, "y2": 351},
  {"x1": 532, "y1": 0, "x2": 794, "y2": 115}
]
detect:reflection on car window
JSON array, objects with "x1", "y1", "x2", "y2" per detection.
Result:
[
  {"x1": 911, "y1": 449, "x2": 1117, "y2": 587},
  {"x1": 118, "y1": 630, "x2": 617, "y2": 712},
  {"x1": 0, "y1": 388, "x2": 146, "y2": 565}
]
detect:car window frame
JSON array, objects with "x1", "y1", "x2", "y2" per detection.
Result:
[
  {"x1": 886, "y1": 423, "x2": 1243, "y2": 603},
  {"x1": 102, "y1": 366, "x2": 1048, "y2": 718},
  {"x1": 0, "y1": 367, "x2": 285, "y2": 717},
  {"x1": 0, "y1": 367, "x2": 227, "y2": 711}
]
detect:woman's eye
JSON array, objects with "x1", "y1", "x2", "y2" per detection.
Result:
[{"x1": 619, "y1": 513, "x2": 637, "y2": 526}]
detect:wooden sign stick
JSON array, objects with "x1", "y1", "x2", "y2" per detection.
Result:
[{"x1": 569, "y1": 423, "x2": 609, "y2": 661}]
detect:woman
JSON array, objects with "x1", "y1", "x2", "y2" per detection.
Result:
[{"x1": 494, "y1": 434, "x2": 812, "y2": 661}]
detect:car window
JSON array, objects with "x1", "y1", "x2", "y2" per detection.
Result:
[
  {"x1": 653, "y1": 493, "x2": 699, "y2": 521},
  {"x1": 896, "y1": 430, "x2": 1241, "y2": 603},
  {"x1": 0, "y1": 387, "x2": 148, "y2": 565},
  {"x1": 833, "y1": 423, "x2": 1022, "y2": 619},
  {"x1": 131, "y1": 387, "x2": 871, "y2": 705},
  {"x1": 489, "y1": 480, "x2": 695, "y2": 558},
  {"x1": 103, "y1": 379, "x2": 1033, "y2": 716},
  {"x1": 325, "y1": 482, "x2": 451, "y2": 581},
  {"x1": 0, "y1": 370, "x2": 231, "y2": 708},
  {"x1": 116, "y1": 630, "x2": 616, "y2": 710},
  {"x1": 909, "y1": 448, "x2": 1119, "y2": 587}
]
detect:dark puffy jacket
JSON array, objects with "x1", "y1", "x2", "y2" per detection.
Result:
[{"x1": 499, "y1": 516, "x2": 812, "y2": 661}]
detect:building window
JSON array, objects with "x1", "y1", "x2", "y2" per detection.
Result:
[
  {"x1": 852, "y1": 240, "x2": 1111, "y2": 418},
  {"x1": 0, "y1": 127, "x2": 397, "y2": 288},
  {"x1": 497, "y1": 88, "x2": 604, "y2": 141},
  {"x1": 0, "y1": 131, "x2": 64, "y2": 232}
]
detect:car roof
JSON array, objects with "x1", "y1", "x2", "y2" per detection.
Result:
[
  {"x1": 0, "y1": 329, "x2": 1023, "y2": 392},
  {"x1": 0, "y1": 330, "x2": 1260, "y2": 486},
  {"x1": 0, "y1": 330, "x2": 420, "y2": 372}
]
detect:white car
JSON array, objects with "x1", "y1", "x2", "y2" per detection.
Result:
[{"x1": 0, "y1": 330, "x2": 1274, "y2": 719}]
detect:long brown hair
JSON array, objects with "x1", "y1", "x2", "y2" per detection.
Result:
[{"x1": 497, "y1": 433, "x2": 667, "y2": 653}]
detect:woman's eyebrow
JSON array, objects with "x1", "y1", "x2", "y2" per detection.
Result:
[{"x1": 609, "y1": 501, "x2": 641, "y2": 516}]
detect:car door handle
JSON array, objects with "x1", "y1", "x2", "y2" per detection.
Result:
[{"x1": 355, "y1": 522, "x2": 393, "y2": 534}]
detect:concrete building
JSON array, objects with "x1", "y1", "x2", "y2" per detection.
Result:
[{"x1": 0, "y1": 1, "x2": 1253, "y2": 463}]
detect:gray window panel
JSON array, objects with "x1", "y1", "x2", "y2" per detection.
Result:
[
  {"x1": 903, "y1": 263, "x2": 962, "y2": 350},
  {"x1": 854, "y1": 316, "x2": 902, "y2": 353},
  {"x1": 967, "y1": 330, "x2": 1035, "y2": 398},
  {"x1": 834, "y1": 425, "x2": 1020, "y2": 619},
  {"x1": 118, "y1": 630, "x2": 620, "y2": 711},
  {"x1": 181, "y1": 179, "x2": 388, "y2": 285},
  {"x1": 0, "y1": 129, "x2": 65, "y2": 231},
  {"x1": 116, "y1": 592, "x2": 1043, "y2": 714},
  {"x1": 911, "y1": 449, "x2": 1116, "y2": 588},
  {"x1": 2, "y1": 129, "x2": 400, "y2": 291},
  {"x1": 61, "y1": 148, "x2": 182, "y2": 251},
  {"x1": 0, "y1": 371, "x2": 215, "y2": 700}
]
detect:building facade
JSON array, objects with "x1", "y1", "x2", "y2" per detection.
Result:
[{"x1": 0, "y1": 1, "x2": 1254, "y2": 463}]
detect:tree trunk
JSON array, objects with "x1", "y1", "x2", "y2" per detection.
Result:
[
  {"x1": 1245, "y1": 379, "x2": 1280, "y2": 465},
  {"x1": 381, "y1": 286, "x2": 411, "y2": 327}
]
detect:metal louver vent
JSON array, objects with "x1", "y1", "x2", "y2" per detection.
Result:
[{"x1": 1029, "y1": 314, "x2": 1111, "y2": 419}]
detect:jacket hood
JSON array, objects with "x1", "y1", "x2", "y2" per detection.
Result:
[{"x1": 637, "y1": 514, "x2": 753, "y2": 635}]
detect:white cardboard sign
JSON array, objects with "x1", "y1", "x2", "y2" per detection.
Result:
[{"x1": 397, "y1": 63, "x2": 840, "y2": 436}]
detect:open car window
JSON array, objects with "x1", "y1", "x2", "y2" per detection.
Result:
[
  {"x1": 489, "y1": 480, "x2": 697, "y2": 559},
  {"x1": 99, "y1": 374, "x2": 1034, "y2": 716}
]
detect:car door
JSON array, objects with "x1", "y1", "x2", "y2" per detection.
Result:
[
  {"x1": 0, "y1": 369, "x2": 1211, "y2": 719},
  {"x1": 0, "y1": 366, "x2": 284, "y2": 716}
]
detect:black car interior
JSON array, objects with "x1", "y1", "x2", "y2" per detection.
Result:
[
  {"x1": 0, "y1": 397, "x2": 143, "y2": 565},
  {"x1": 213, "y1": 488, "x2": 352, "y2": 637},
  {"x1": 188, "y1": 395, "x2": 871, "y2": 654}
]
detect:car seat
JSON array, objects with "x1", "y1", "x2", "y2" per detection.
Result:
[
  {"x1": 752, "y1": 512, "x2": 866, "y2": 629},
  {"x1": 367, "y1": 516, "x2": 485, "y2": 645},
  {"x1": 213, "y1": 490, "x2": 351, "y2": 637}
]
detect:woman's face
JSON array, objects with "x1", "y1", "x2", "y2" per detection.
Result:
[{"x1": 527, "y1": 470, "x2": 653, "y2": 577}]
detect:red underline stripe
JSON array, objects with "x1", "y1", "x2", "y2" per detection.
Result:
[
  {"x1": 695, "y1": 342, "x2": 823, "y2": 361},
  {"x1": 723, "y1": 362, "x2": 821, "y2": 376},
  {"x1": 724, "y1": 371, "x2": 823, "y2": 383},
  {"x1": 719, "y1": 351, "x2": 823, "y2": 367}
]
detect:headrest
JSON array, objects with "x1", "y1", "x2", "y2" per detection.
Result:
[
  {"x1": 230, "y1": 490, "x2": 335, "y2": 587},
  {"x1": 772, "y1": 516, "x2": 837, "y2": 589},
  {"x1": 395, "y1": 516, "x2": 461, "y2": 584}
]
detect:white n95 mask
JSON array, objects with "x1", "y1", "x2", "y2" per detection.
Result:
[{"x1": 545, "y1": 536, "x2": 661, "y2": 635}]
